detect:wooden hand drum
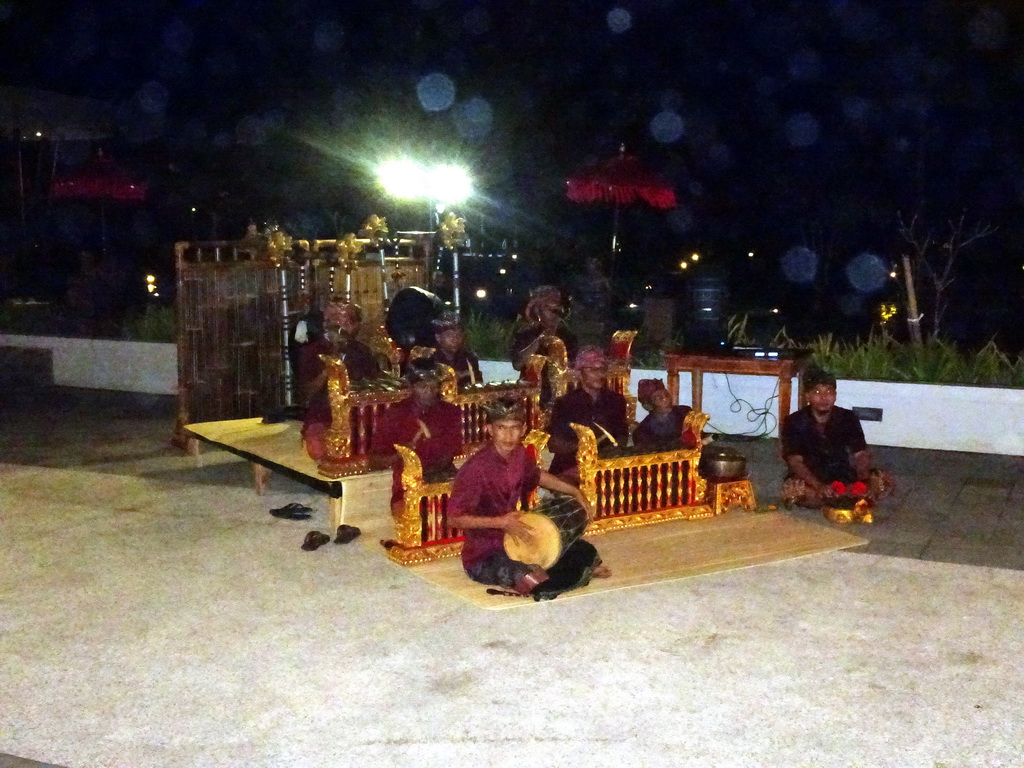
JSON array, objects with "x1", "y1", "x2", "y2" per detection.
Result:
[{"x1": 504, "y1": 494, "x2": 589, "y2": 569}]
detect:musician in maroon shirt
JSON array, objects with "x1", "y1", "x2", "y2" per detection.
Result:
[
  {"x1": 299, "y1": 301, "x2": 383, "y2": 460},
  {"x1": 432, "y1": 310, "x2": 482, "y2": 388},
  {"x1": 546, "y1": 346, "x2": 629, "y2": 482},
  {"x1": 632, "y1": 378, "x2": 697, "y2": 452},
  {"x1": 370, "y1": 357, "x2": 463, "y2": 516},
  {"x1": 448, "y1": 398, "x2": 609, "y2": 598}
]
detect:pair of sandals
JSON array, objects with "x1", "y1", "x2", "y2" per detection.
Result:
[
  {"x1": 270, "y1": 502, "x2": 313, "y2": 520},
  {"x1": 302, "y1": 525, "x2": 361, "y2": 551}
]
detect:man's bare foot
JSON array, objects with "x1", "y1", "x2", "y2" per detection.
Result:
[{"x1": 593, "y1": 564, "x2": 612, "y2": 579}]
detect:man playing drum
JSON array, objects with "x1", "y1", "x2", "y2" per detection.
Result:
[{"x1": 448, "y1": 398, "x2": 611, "y2": 600}]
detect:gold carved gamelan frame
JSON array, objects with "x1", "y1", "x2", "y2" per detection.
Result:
[
  {"x1": 316, "y1": 357, "x2": 543, "y2": 478},
  {"x1": 571, "y1": 410, "x2": 714, "y2": 533},
  {"x1": 386, "y1": 430, "x2": 551, "y2": 565}
]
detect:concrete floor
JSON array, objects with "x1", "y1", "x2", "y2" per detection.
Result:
[{"x1": 2, "y1": 388, "x2": 1023, "y2": 768}]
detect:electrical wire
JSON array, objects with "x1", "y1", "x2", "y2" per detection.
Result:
[{"x1": 704, "y1": 374, "x2": 779, "y2": 440}]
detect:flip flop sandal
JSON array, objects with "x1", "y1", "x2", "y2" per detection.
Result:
[
  {"x1": 270, "y1": 503, "x2": 312, "y2": 520},
  {"x1": 301, "y1": 531, "x2": 331, "y2": 551},
  {"x1": 333, "y1": 524, "x2": 361, "y2": 544}
]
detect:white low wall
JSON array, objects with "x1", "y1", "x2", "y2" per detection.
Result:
[
  {"x1": 481, "y1": 359, "x2": 1023, "y2": 456},
  {"x1": 0, "y1": 334, "x2": 177, "y2": 395}
]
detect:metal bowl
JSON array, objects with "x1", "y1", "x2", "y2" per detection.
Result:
[{"x1": 699, "y1": 446, "x2": 747, "y2": 480}]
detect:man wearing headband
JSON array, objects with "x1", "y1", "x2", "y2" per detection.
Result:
[
  {"x1": 370, "y1": 357, "x2": 463, "y2": 516},
  {"x1": 299, "y1": 301, "x2": 383, "y2": 460},
  {"x1": 509, "y1": 285, "x2": 579, "y2": 371},
  {"x1": 448, "y1": 398, "x2": 610, "y2": 598},
  {"x1": 432, "y1": 310, "x2": 482, "y2": 388},
  {"x1": 633, "y1": 378, "x2": 696, "y2": 452},
  {"x1": 546, "y1": 345, "x2": 629, "y2": 483},
  {"x1": 781, "y1": 366, "x2": 893, "y2": 508}
]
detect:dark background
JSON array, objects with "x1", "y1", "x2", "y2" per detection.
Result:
[{"x1": 1, "y1": 0, "x2": 1022, "y2": 348}]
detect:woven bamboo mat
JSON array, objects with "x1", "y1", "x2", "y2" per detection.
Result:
[{"x1": 408, "y1": 512, "x2": 867, "y2": 610}]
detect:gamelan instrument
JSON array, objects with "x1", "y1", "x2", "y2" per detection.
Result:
[{"x1": 503, "y1": 493, "x2": 589, "y2": 569}]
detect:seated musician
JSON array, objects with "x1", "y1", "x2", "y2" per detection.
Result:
[
  {"x1": 632, "y1": 378, "x2": 697, "y2": 452},
  {"x1": 448, "y1": 398, "x2": 610, "y2": 599},
  {"x1": 509, "y1": 285, "x2": 579, "y2": 371},
  {"x1": 299, "y1": 301, "x2": 383, "y2": 460},
  {"x1": 546, "y1": 346, "x2": 629, "y2": 484},
  {"x1": 370, "y1": 357, "x2": 463, "y2": 517},
  {"x1": 781, "y1": 366, "x2": 894, "y2": 508},
  {"x1": 432, "y1": 310, "x2": 482, "y2": 388}
]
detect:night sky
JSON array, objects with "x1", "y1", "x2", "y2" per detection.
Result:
[{"x1": 2, "y1": 0, "x2": 1023, "y2": 346}]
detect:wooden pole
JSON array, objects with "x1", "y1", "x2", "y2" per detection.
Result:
[{"x1": 901, "y1": 253, "x2": 923, "y2": 344}]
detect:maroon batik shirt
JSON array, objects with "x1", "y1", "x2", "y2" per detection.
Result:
[
  {"x1": 371, "y1": 397, "x2": 464, "y2": 504},
  {"x1": 448, "y1": 442, "x2": 541, "y2": 571}
]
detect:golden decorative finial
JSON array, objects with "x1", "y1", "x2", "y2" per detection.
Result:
[
  {"x1": 337, "y1": 232, "x2": 364, "y2": 270},
  {"x1": 265, "y1": 226, "x2": 293, "y2": 265},
  {"x1": 359, "y1": 214, "x2": 389, "y2": 245},
  {"x1": 438, "y1": 211, "x2": 466, "y2": 249}
]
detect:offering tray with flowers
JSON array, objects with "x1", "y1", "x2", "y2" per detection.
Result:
[{"x1": 821, "y1": 481, "x2": 874, "y2": 524}]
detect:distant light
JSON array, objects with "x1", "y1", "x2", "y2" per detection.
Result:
[
  {"x1": 691, "y1": 253, "x2": 700, "y2": 261},
  {"x1": 145, "y1": 275, "x2": 156, "y2": 283},
  {"x1": 146, "y1": 284, "x2": 156, "y2": 293},
  {"x1": 153, "y1": 292, "x2": 160, "y2": 297},
  {"x1": 771, "y1": 307, "x2": 780, "y2": 314},
  {"x1": 679, "y1": 261, "x2": 689, "y2": 270},
  {"x1": 628, "y1": 302, "x2": 638, "y2": 309},
  {"x1": 889, "y1": 271, "x2": 897, "y2": 278},
  {"x1": 35, "y1": 131, "x2": 42, "y2": 137},
  {"x1": 191, "y1": 207, "x2": 197, "y2": 213},
  {"x1": 510, "y1": 253, "x2": 518, "y2": 260},
  {"x1": 475, "y1": 288, "x2": 487, "y2": 299},
  {"x1": 498, "y1": 268, "x2": 506, "y2": 275},
  {"x1": 645, "y1": 284, "x2": 652, "y2": 290},
  {"x1": 748, "y1": 252, "x2": 754, "y2": 258}
]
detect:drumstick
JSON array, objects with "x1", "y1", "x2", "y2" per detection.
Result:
[{"x1": 592, "y1": 421, "x2": 619, "y2": 447}]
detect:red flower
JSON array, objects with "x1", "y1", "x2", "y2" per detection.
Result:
[
  {"x1": 850, "y1": 481, "x2": 868, "y2": 496},
  {"x1": 831, "y1": 481, "x2": 847, "y2": 495}
]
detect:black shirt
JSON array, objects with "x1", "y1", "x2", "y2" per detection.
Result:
[{"x1": 781, "y1": 405, "x2": 868, "y2": 484}]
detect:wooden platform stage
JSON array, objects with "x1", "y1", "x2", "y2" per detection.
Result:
[
  {"x1": 185, "y1": 417, "x2": 392, "y2": 529},
  {"x1": 406, "y1": 512, "x2": 867, "y2": 610}
]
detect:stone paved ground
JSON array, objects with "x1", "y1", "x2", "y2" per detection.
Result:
[{"x1": 2, "y1": 386, "x2": 1022, "y2": 768}]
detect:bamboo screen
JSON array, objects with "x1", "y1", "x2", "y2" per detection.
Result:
[
  {"x1": 175, "y1": 239, "x2": 428, "y2": 428},
  {"x1": 177, "y1": 257, "x2": 285, "y2": 425}
]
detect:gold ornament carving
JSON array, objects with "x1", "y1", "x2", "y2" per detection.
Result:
[
  {"x1": 394, "y1": 444, "x2": 426, "y2": 547},
  {"x1": 438, "y1": 212, "x2": 466, "y2": 249},
  {"x1": 322, "y1": 356, "x2": 352, "y2": 461},
  {"x1": 359, "y1": 214, "x2": 389, "y2": 244}
]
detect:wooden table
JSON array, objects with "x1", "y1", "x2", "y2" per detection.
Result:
[{"x1": 663, "y1": 352, "x2": 808, "y2": 433}]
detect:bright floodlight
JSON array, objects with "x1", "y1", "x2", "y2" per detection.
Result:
[
  {"x1": 378, "y1": 159, "x2": 427, "y2": 199},
  {"x1": 427, "y1": 164, "x2": 472, "y2": 204}
]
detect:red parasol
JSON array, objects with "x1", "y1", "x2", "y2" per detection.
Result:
[
  {"x1": 50, "y1": 151, "x2": 148, "y2": 253},
  {"x1": 567, "y1": 144, "x2": 676, "y2": 260},
  {"x1": 567, "y1": 148, "x2": 677, "y2": 209}
]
